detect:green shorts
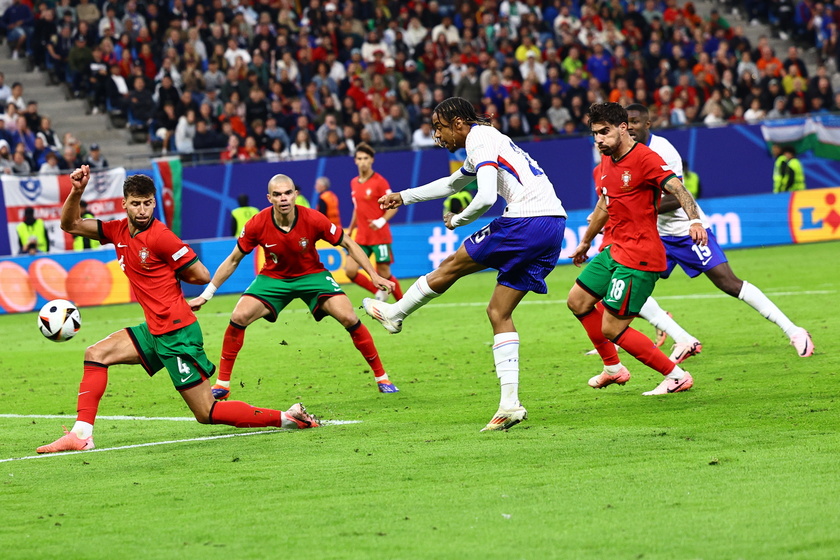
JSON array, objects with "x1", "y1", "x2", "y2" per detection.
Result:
[
  {"x1": 576, "y1": 245, "x2": 661, "y2": 317},
  {"x1": 359, "y1": 243, "x2": 394, "y2": 264},
  {"x1": 126, "y1": 321, "x2": 215, "y2": 391},
  {"x1": 244, "y1": 272, "x2": 344, "y2": 322}
]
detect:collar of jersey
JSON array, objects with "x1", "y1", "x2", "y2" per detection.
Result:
[{"x1": 271, "y1": 208, "x2": 297, "y2": 233}]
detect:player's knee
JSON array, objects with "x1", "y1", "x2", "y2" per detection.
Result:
[
  {"x1": 194, "y1": 412, "x2": 212, "y2": 424},
  {"x1": 84, "y1": 343, "x2": 108, "y2": 364},
  {"x1": 485, "y1": 305, "x2": 510, "y2": 326}
]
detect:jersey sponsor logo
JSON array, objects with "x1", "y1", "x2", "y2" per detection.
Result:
[
  {"x1": 621, "y1": 170, "x2": 632, "y2": 191},
  {"x1": 139, "y1": 246, "x2": 150, "y2": 269},
  {"x1": 172, "y1": 246, "x2": 189, "y2": 261},
  {"x1": 789, "y1": 187, "x2": 840, "y2": 243}
]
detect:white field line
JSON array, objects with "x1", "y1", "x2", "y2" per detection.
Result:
[{"x1": 1, "y1": 418, "x2": 361, "y2": 463}]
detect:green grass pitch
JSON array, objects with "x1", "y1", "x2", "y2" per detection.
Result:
[{"x1": 1, "y1": 241, "x2": 838, "y2": 559}]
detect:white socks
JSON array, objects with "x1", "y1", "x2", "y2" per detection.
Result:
[
  {"x1": 738, "y1": 281, "x2": 797, "y2": 337},
  {"x1": 392, "y1": 274, "x2": 440, "y2": 321},
  {"x1": 666, "y1": 365, "x2": 686, "y2": 380},
  {"x1": 71, "y1": 421, "x2": 94, "y2": 439},
  {"x1": 494, "y1": 332, "x2": 520, "y2": 409},
  {"x1": 639, "y1": 297, "x2": 697, "y2": 344}
]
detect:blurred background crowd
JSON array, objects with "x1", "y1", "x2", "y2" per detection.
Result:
[{"x1": 0, "y1": 0, "x2": 837, "y2": 169}]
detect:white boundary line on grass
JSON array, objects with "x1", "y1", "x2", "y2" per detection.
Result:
[{"x1": 0, "y1": 417, "x2": 361, "y2": 463}]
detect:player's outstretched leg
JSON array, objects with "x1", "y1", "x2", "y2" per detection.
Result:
[
  {"x1": 209, "y1": 400, "x2": 319, "y2": 429},
  {"x1": 363, "y1": 274, "x2": 441, "y2": 333},
  {"x1": 737, "y1": 281, "x2": 814, "y2": 357}
]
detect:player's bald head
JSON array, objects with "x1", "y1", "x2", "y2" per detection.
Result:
[{"x1": 267, "y1": 174, "x2": 295, "y2": 193}]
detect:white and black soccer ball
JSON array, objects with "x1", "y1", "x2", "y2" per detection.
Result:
[{"x1": 38, "y1": 299, "x2": 82, "y2": 342}]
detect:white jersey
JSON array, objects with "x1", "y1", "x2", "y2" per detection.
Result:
[
  {"x1": 648, "y1": 133, "x2": 709, "y2": 237},
  {"x1": 463, "y1": 125, "x2": 566, "y2": 218}
]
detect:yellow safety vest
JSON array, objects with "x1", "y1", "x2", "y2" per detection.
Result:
[
  {"x1": 683, "y1": 171, "x2": 700, "y2": 198},
  {"x1": 443, "y1": 190, "x2": 473, "y2": 217},
  {"x1": 295, "y1": 194, "x2": 310, "y2": 208},
  {"x1": 74, "y1": 211, "x2": 101, "y2": 250},
  {"x1": 17, "y1": 219, "x2": 48, "y2": 253},
  {"x1": 231, "y1": 206, "x2": 259, "y2": 236}
]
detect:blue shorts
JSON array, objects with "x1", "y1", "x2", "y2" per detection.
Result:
[
  {"x1": 660, "y1": 228, "x2": 728, "y2": 279},
  {"x1": 464, "y1": 216, "x2": 565, "y2": 294}
]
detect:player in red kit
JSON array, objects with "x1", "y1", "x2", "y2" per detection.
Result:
[
  {"x1": 344, "y1": 143, "x2": 404, "y2": 302},
  {"x1": 567, "y1": 103, "x2": 708, "y2": 396},
  {"x1": 37, "y1": 167, "x2": 318, "y2": 454},
  {"x1": 189, "y1": 174, "x2": 399, "y2": 398}
]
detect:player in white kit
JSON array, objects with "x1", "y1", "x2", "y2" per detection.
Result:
[{"x1": 363, "y1": 97, "x2": 567, "y2": 431}]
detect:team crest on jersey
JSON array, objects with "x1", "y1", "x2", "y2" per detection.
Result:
[
  {"x1": 139, "y1": 246, "x2": 150, "y2": 268},
  {"x1": 298, "y1": 237, "x2": 310, "y2": 251},
  {"x1": 621, "y1": 170, "x2": 632, "y2": 191}
]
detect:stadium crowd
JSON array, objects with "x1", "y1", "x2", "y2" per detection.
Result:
[{"x1": 0, "y1": 0, "x2": 838, "y2": 169}]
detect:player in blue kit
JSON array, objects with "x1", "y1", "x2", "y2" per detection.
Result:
[{"x1": 363, "y1": 97, "x2": 567, "y2": 432}]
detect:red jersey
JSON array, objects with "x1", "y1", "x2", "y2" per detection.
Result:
[
  {"x1": 594, "y1": 143, "x2": 675, "y2": 272},
  {"x1": 99, "y1": 217, "x2": 198, "y2": 335},
  {"x1": 351, "y1": 172, "x2": 392, "y2": 245},
  {"x1": 238, "y1": 206, "x2": 344, "y2": 279}
]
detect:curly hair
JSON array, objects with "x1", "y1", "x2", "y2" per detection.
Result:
[
  {"x1": 123, "y1": 174, "x2": 156, "y2": 198},
  {"x1": 434, "y1": 97, "x2": 492, "y2": 126},
  {"x1": 587, "y1": 102, "x2": 628, "y2": 127}
]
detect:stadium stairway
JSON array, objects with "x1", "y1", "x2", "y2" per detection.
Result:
[{"x1": 0, "y1": 55, "x2": 151, "y2": 170}]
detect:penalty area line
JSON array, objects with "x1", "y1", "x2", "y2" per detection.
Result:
[{"x1": 1, "y1": 420, "x2": 361, "y2": 463}]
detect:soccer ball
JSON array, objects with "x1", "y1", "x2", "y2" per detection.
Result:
[{"x1": 38, "y1": 299, "x2": 82, "y2": 342}]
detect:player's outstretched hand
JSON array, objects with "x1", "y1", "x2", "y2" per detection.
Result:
[
  {"x1": 570, "y1": 241, "x2": 591, "y2": 267},
  {"x1": 378, "y1": 192, "x2": 403, "y2": 210},
  {"x1": 443, "y1": 212, "x2": 456, "y2": 230},
  {"x1": 689, "y1": 223, "x2": 708, "y2": 246},
  {"x1": 370, "y1": 273, "x2": 395, "y2": 295},
  {"x1": 69, "y1": 165, "x2": 91, "y2": 192},
  {"x1": 188, "y1": 296, "x2": 207, "y2": 311}
]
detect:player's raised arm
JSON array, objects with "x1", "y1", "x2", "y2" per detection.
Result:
[
  {"x1": 189, "y1": 244, "x2": 247, "y2": 310},
  {"x1": 60, "y1": 165, "x2": 99, "y2": 239},
  {"x1": 570, "y1": 196, "x2": 609, "y2": 267},
  {"x1": 340, "y1": 234, "x2": 395, "y2": 294},
  {"x1": 663, "y1": 176, "x2": 707, "y2": 246}
]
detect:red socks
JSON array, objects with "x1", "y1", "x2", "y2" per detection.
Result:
[
  {"x1": 614, "y1": 328, "x2": 676, "y2": 376},
  {"x1": 388, "y1": 275, "x2": 403, "y2": 300},
  {"x1": 347, "y1": 320, "x2": 386, "y2": 377},
  {"x1": 77, "y1": 362, "x2": 108, "y2": 425},
  {"x1": 209, "y1": 400, "x2": 284, "y2": 428},
  {"x1": 218, "y1": 322, "x2": 246, "y2": 383},
  {"x1": 575, "y1": 308, "x2": 620, "y2": 366},
  {"x1": 349, "y1": 272, "x2": 377, "y2": 294}
]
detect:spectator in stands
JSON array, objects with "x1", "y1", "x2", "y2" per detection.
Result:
[
  {"x1": 288, "y1": 128, "x2": 317, "y2": 160},
  {"x1": 411, "y1": 119, "x2": 436, "y2": 149},
  {"x1": 60, "y1": 144, "x2": 81, "y2": 170},
  {"x1": 2, "y1": 0, "x2": 34, "y2": 60},
  {"x1": 0, "y1": 73, "x2": 10, "y2": 106},
  {"x1": 11, "y1": 148, "x2": 32, "y2": 174},
  {"x1": 39, "y1": 150, "x2": 61, "y2": 174},
  {"x1": 83, "y1": 143, "x2": 108, "y2": 169},
  {"x1": 174, "y1": 108, "x2": 197, "y2": 155},
  {"x1": 192, "y1": 119, "x2": 224, "y2": 161},
  {"x1": 76, "y1": 0, "x2": 100, "y2": 27},
  {"x1": 97, "y1": 5, "x2": 123, "y2": 41},
  {"x1": 11, "y1": 115, "x2": 35, "y2": 154},
  {"x1": 127, "y1": 76, "x2": 155, "y2": 131},
  {"x1": 8, "y1": 82, "x2": 25, "y2": 111},
  {"x1": 0, "y1": 139, "x2": 13, "y2": 172},
  {"x1": 105, "y1": 63, "x2": 130, "y2": 116},
  {"x1": 220, "y1": 133, "x2": 248, "y2": 161},
  {"x1": 154, "y1": 102, "x2": 179, "y2": 152}
]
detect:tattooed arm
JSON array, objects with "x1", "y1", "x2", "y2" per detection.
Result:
[{"x1": 663, "y1": 176, "x2": 708, "y2": 246}]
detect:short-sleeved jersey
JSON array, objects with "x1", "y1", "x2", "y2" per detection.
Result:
[
  {"x1": 647, "y1": 133, "x2": 710, "y2": 237},
  {"x1": 462, "y1": 124, "x2": 566, "y2": 218},
  {"x1": 238, "y1": 205, "x2": 344, "y2": 279},
  {"x1": 594, "y1": 142, "x2": 675, "y2": 272},
  {"x1": 99, "y1": 217, "x2": 198, "y2": 335},
  {"x1": 351, "y1": 172, "x2": 392, "y2": 245}
]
